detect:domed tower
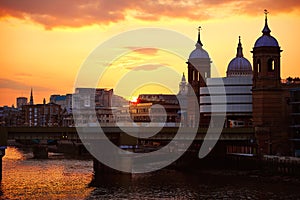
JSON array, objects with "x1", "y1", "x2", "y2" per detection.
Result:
[
  {"x1": 227, "y1": 36, "x2": 252, "y2": 77},
  {"x1": 187, "y1": 26, "x2": 212, "y2": 102},
  {"x1": 252, "y1": 10, "x2": 281, "y2": 88},
  {"x1": 252, "y1": 10, "x2": 287, "y2": 155},
  {"x1": 179, "y1": 73, "x2": 188, "y2": 95}
]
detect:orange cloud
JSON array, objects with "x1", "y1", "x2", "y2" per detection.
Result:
[
  {"x1": 125, "y1": 64, "x2": 167, "y2": 71},
  {"x1": 125, "y1": 47, "x2": 159, "y2": 56},
  {"x1": 0, "y1": 78, "x2": 50, "y2": 91},
  {"x1": 1, "y1": 0, "x2": 299, "y2": 29}
]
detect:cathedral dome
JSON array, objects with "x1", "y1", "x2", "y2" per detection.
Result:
[
  {"x1": 254, "y1": 35, "x2": 279, "y2": 47},
  {"x1": 254, "y1": 10, "x2": 279, "y2": 48},
  {"x1": 227, "y1": 36, "x2": 252, "y2": 77},
  {"x1": 189, "y1": 43, "x2": 210, "y2": 59},
  {"x1": 188, "y1": 27, "x2": 210, "y2": 60}
]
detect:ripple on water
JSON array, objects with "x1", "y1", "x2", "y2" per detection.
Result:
[
  {"x1": 2, "y1": 147, "x2": 94, "y2": 199},
  {"x1": 1, "y1": 147, "x2": 300, "y2": 199}
]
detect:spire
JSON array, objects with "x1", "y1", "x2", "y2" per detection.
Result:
[
  {"x1": 29, "y1": 88, "x2": 34, "y2": 105},
  {"x1": 181, "y1": 72, "x2": 186, "y2": 82},
  {"x1": 236, "y1": 36, "x2": 244, "y2": 57},
  {"x1": 262, "y1": 9, "x2": 271, "y2": 35},
  {"x1": 196, "y1": 26, "x2": 203, "y2": 47}
]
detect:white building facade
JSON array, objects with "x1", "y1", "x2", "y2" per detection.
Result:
[{"x1": 199, "y1": 36, "x2": 253, "y2": 127}]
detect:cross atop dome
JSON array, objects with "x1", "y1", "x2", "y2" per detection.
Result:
[
  {"x1": 262, "y1": 9, "x2": 271, "y2": 35},
  {"x1": 197, "y1": 26, "x2": 203, "y2": 46},
  {"x1": 254, "y1": 9, "x2": 279, "y2": 47},
  {"x1": 236, "y1": 36, "x2": 244, "y2": 57},
  {"x1": 188, "y1": 26, "x2": 210, "y2": 59},
  {"x1": 264, "y1": 9, "x2": 269, "y2": 18}
]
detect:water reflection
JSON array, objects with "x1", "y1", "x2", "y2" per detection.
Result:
[
  {"x1": 88, "y1": 170, "x2": 300, "y2": 200},
  {"x1": 3, "y1": 147, "x2": 28, "y2": 160},
  {"x1": 2, "y1": 147, "x2": 93, "y2": 199},
  {"x1": 1, "y1": 147, "x2": 300, "y2": 199}
]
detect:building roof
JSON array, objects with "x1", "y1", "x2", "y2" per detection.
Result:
[{"x1": 55, "y1": 96, "x2": 67, "y2": 101}]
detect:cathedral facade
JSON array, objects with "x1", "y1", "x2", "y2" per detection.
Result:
[{"x1": 187, "y1": 11, "x2": 300, "y2": 156}]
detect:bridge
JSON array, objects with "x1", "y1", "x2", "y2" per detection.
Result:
[
  {"x1": 0, "y1": 126, "x2": 254, "y2": 141},
  {"x1": 0, "y1": 126, "x2": 255, "y2": 180}
]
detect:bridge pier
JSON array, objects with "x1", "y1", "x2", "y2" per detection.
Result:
[
  {"x1": 32, "y1": 146, "x2": 48, "y2": 159},
  {"x1": 90, "y1": 158, "x2": 132, "y2": 186},
  {"x1": 0, "y1": 148, "x2": 6, "y2": 181}
]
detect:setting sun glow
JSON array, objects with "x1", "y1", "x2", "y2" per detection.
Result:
[{"x1": 0, "y1": 1, "x2": 300, "y2": 106}]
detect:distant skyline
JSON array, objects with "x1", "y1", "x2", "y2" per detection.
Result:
[{"x1": 1, "y1": 1, "x2": 300, "y2": 106}]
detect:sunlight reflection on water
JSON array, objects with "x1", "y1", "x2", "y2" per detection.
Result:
[
  {"x1": 2, "y1": 147, "x2": 94, "y2": 199},
  {"x1": 1, "y1": 147, "x2": 300, "y2": 199}
]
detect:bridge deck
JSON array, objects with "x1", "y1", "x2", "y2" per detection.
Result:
[{"x1": 0, "y1": 127, "x2": 254, "y2": 143}]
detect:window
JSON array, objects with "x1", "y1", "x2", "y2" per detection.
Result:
[
  {"x1": 268, "y1": 59, "x2": 275, "y2": 72},
  {"x1": 257, "y1": 59, "x2": 261, "y2": 73},
  {"x1": 193, "y1": 70, "x2": 195, "y2": 81}
]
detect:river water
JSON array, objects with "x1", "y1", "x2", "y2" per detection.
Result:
[{"x1": 1, "y1": 147, "x2": 300, "y2": 199}]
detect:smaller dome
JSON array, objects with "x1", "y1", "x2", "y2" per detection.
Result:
[
  {"x1": 227, "y1": 57, "x2": 252, "y2": 76},
  {"x1": 254, "y1": 35, "x2": 279, "y2": 47},
  {"x1": 254, "y1": 11, "x2": 279, "y2": 48},
  {"x1": 189, "y1": 43, "x2": 210, "y2": 59},
  {"x1": 227, "y1": 36, "x2": 252, "y2": 77},
  {"x1": 188, "y1": 26, "x2": 210, "y2": 60}
]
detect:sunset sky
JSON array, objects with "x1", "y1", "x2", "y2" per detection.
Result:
[{"x1": 0, "y1": 0, "x2": 300, "y2": 106}]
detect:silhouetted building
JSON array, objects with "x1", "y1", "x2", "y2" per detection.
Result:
[
  {"x1": 72, "y1": 88, "x2": 115, "y2": 126},
  {"x1": 129, "y1": 94, "x2": 181, "y2": 126},
  {"x1": 252, "y1": 11, "x2": 291, "y2": 155},
  {"x1": 22, "y1": 102, "x2": 62, "y2": 127},
  {"x1": 50, "y1": 94, "x2": 72, "y2": 110},
  {"x1": 187, "y1": 27, "x2": 211, "y2": 127},
  {"x1": 16, "y1": 97, "x2": 27, "y2": 109},
  {"x1": 73, "y1": 88, "x2": 113, "y2": 109},
  {"x1": 290, "y1": 88, "x2": 300, "y2": 156},
  {"x1": 186, "y1": 11, "x2": 300, "y2": 156},
  {"x1": 95, "y1": 89, "x2": 113, "y2": 108},
  {"x1": 177, "y1": 73, "x2": 189, "y2": 126},
  {"x1": 0, "y1": 106, "x2": 23, "y2": 127},
  {"x1": 29, "y1": 88, "x2": 34, "y2": 105}
]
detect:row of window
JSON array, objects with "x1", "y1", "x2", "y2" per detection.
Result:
[{"x1": 256, "y1": 58, "x2": 275, "y2": 73}]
